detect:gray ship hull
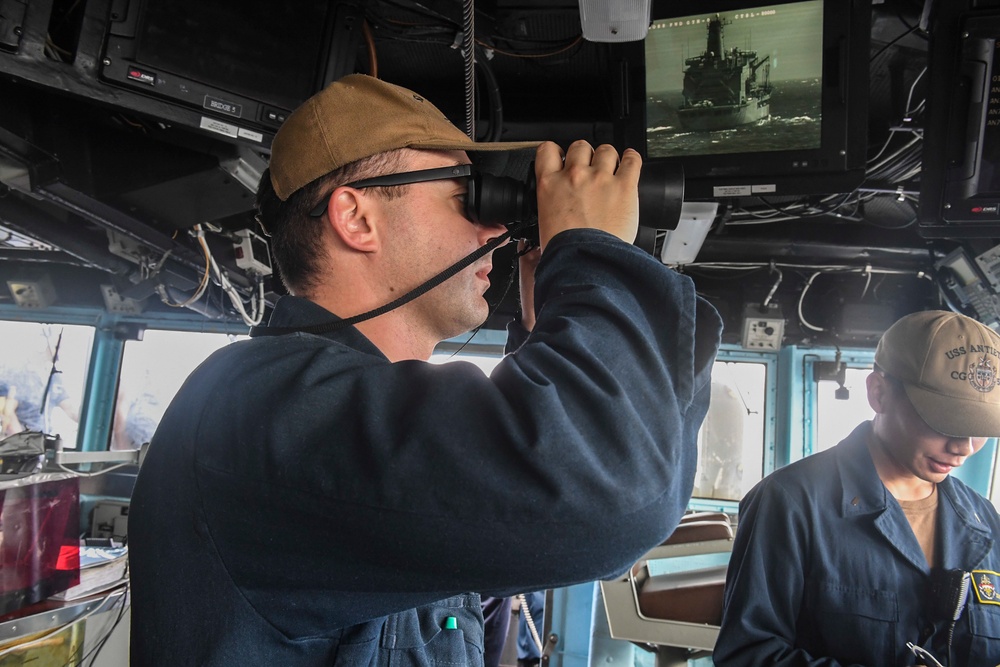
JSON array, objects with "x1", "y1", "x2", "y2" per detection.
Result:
[{"x1": 677, "y1": 99, "x2": 771, "y2": 131}]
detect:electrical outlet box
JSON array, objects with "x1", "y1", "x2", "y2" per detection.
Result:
[
  {"x1": 741, "y1": 305, "x2": 785, "y2": 350},
  {"x1": 101, "y1": 284, "x2": 145, "y2": 314},
  {"x1": 975, "y1": 243, "x2": 1000, "y2": 292},
  {"x1": 7, "y1": 275, "x2": 56, "y2": 308},
  {"x1": 234, "y1": 229, "x2": 272, "y2": 277}
]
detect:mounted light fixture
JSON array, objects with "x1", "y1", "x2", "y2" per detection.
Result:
[{"x1": 578, "y1": 0, "x2": 651, "y2": 42}]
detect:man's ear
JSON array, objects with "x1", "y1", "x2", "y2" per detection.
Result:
[
  {"x1": 326, "y1": 188, "x2": 381, "y2": 253},
  {"x1": 866, "y1": 371, "x2": 890, "y2": 414}
]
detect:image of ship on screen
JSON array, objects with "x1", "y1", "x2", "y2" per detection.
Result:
[
  {"x1": 676, "y1": 14, "x2": 772, "y2": 131},
  {"x1": 647, "y1": 79, "x2": 820, "y2": 157},
  {"x1": 644, "y1": 1, "x2": 824, "y2": 158}
]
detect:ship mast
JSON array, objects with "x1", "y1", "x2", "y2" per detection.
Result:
[{"x1": 706, "y1": 15, "x2": 729, "y2": 62}]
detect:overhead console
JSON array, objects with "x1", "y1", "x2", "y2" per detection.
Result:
[
  {"x1": 0, "y1": 0, "x2": 368, "y2": 320},
  {"x1": 99, "y1": 0, "x2": 361, "y2": 149},
  {"x1": 0, "y1": 0, "x2": 362, "y2": 152},
  {"x1": 614, "y1": 0, "x2": 871, "y2": 200}
]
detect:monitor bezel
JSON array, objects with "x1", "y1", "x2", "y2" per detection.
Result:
[{"x1": 615, "y1": 0, "x2": 870, "y2": 200}]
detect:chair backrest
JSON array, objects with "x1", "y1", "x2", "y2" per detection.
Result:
[{"x1": 600, "y1": 512, "x2": 735, "y2": 654}]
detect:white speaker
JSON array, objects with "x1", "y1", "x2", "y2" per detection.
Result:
[{"x1": 578, "y1": 0, "x2": 651, "y2": 42}]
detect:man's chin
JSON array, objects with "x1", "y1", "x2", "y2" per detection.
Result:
[{"x1": 448, "y1": 305, "x2": 490, "y2": 339}]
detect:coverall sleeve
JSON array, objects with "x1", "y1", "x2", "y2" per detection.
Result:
[{"x1": 173, "y1": 229, "x2": 722, "y2": 633}]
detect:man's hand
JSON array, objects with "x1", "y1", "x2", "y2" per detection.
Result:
[{"x1": 533, "y1": 140, "x2": 641, "y2": 250}]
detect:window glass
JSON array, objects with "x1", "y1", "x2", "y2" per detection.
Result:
[
  {"x1": 429, "y1": 352, "x2": 502, "y2": 375},
  {"x1": 693, "y1": 361, "x2": 767, "y2": 502},
  {"x1": 112, "y1": 329, "x2": 246, "y2": 450},
  {"x1": 814, "y1": 367, "x2": 874, "y2": 453},
  {"x1": 0, "y1": 321, "x2": 93, "y2": 447}
]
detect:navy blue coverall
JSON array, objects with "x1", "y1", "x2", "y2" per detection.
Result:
[
  {"x1": 715, "y1": 421, "x2": 1000, "y2": 666},
  {"x1": 128, "y1": 229, "x2": 722, "y2": 666}
]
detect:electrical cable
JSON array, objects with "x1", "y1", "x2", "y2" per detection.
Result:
[
  {"x1": 362, "y1": 19, "x2": 379, "y2": 78},
  {"x1": 870, "y1": 24, "x2": 919, "y2": 63},
  {"x1": 757, "y1": 191, "x2": 859, "y2": 220},
  {"x1": 906, "y1": 642, "x2": 945, "y2": 667},
  {"x1": 476, "y1": 34, "x2": 583, "y2": 59},
  {"x1": 55, "y1": 462, "x2": 134, "y2": 478},
  {"x1": 83, "y1": 580, "x2": 130, "y2": 667},
  {"x1": 159, "y1": 225, "x2": 211, "y2": 308},
  {"x1": 157, "y1": 223, "x2": 263, "y2": 325},
  {"x1": 762, "y1": 263, "x2": 783, "y2": 309},
  {"x1": 462, "y1": 0, "x2": 476, "y2": 140},
  {"x1": 191, "y1": 230, "x2": 264, "y2": 327},
  {"x1": 517, "y1": 593, "x2": 544, "y2": 654},
  {"x1": 859, "y1": 264, "x2": 873, "y2": 300},
  {"x1": 798, "y1": 272, "x2": 827, "y2": 332},
  {"x1": 206, "y1": 250, "x2": 264, "y2": 327},
  {"x1": 475, "y1": 46, "x2": 503, "y2": 142},
  {"x1": 904, "y1": 66, "x2": 927, "y2": 117},
  {"x1": 52, "y1": 580, "x2": 130, "y2": 667}
]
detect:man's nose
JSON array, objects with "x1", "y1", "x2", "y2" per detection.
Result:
[
  {"x1": 478, "y1": 221, "x2": 509, "y2": 247},
  {"x1": 946, "y1": 436, "x2": 976, "y2": 458}
]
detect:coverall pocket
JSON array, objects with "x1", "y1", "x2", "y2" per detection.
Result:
[
  {"x1": 967, "y1": 601, "x2": 1000, "y2": 665},
  {"x1": 379, "y1": 596, "x2": 485, "y2": 667},
  {"x1": 805, "y1": 581, "x2": 898, "y2": 665}
]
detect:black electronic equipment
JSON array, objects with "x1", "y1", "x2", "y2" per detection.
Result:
[
  {"x1": 919, "y1": 3, "x2": 1000, "y2": 238},
  {"x1": 99, "y1": 0, "x2": 362, "y2": 149},
  {"x1": 615, "y1": 0, "x2": 870, "y2": 200},
  {"x1": 936, "y1": 247, "x2": 1000, "y2": 327}
]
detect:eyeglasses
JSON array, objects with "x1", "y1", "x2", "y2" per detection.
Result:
[{"x1": 308, "y1": 165, "x2": 475, "y2": 218}]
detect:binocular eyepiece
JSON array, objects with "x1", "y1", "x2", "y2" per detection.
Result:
[{"x1": 466, "y1": 162, "x2": 686, "y2": 244}]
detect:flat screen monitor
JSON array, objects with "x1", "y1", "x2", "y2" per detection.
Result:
[
  {"x1": 133, "y1": 1, "x2": 331, "y2": 113},
  {"x1": 616, "y1": 0, "x2": 870, "y2": 200},
  {"x1": 100, "y1": 0, "x2": 361, "y2": 143}
]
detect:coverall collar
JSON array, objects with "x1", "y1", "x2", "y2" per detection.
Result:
[
  {"x1": 257, "y1": 295, "x2": 387, "y2": 359},
  {"x1": 836, "y1": 421, "x2": 993, "y2": 573}
]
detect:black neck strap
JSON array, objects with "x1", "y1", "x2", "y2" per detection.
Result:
[{"x1": 250, "y1": 226, "x2": 522, "y2": 338}]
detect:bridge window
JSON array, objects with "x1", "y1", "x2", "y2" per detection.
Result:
[
  {"x1": 693, "y1": 360, "x2": 767, "y2": 502},
  {"x1": 0, "y1": 321, "x2": 92, "y2": 447},
  {"x1": 112, "y1": 329, "x2": 246, "y2": 450},
  {"x1": 814, "y1": 366, "x2": 875, "y2": 453}
]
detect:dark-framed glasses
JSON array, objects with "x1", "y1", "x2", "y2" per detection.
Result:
[
  {"x1": 308, "y1": 165, "x2": 474, "y2": 218},
  {"x1": 308, "y1": 164, "x2": 534, "y2": 231}
]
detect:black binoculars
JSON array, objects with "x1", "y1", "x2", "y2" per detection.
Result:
[
  {"x1": 313, "y1": 160, "x2": 685, "y2": 244},
  {"x1": 469, "y1": 161, "x2": 685, "y2": 242}
]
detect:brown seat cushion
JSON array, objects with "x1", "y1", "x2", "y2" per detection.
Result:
[
  {"x1": 662, "y1": 520, "x2": 733, "y2": 545},
  {"x1": 636, "y1": 565, "x2": 727, "y2": 625}
]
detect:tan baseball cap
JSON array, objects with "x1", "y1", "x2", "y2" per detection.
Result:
[
  {"x1": 268, "y1": 74, "x2": 542, "y2": 201},
  {"x1": 875, "y1": 310, "x2": 1000, "y2": 437}
]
